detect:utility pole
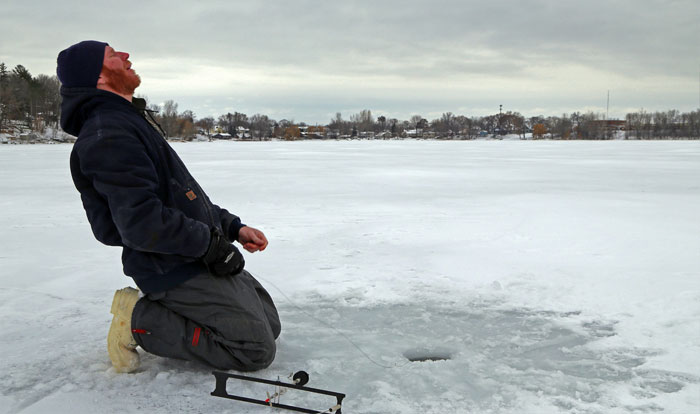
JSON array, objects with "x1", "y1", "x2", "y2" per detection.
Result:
[
  {"x1": 606, "y1": 90, "x2": 610, "y2": 139},
  {"x1": 498, "y1": 104, "x2": 503, "y2": 136}
]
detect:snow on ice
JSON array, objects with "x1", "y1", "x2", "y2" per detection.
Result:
[{"x1": 1, "y1": 140, "x2": 699, "y2": 413}]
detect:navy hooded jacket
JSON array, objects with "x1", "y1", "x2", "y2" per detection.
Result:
[{"x1": 62, "y1": 87, "x2": 244, "y2": 293}]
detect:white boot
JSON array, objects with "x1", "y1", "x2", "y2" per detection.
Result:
[{"x1": 107, "y1": 287, "x2": 141, "y2": 373}]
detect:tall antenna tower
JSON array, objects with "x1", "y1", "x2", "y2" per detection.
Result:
[{"x1": 606, "y1": 90, "x2": 610, "y2": 121}]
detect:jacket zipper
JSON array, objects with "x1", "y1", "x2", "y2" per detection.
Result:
[
  {"x1": 193, "y1": 180, "x2": 217, "y2": 228},
  {"x1": 140, "y1": 108, "x2": 218, "y2": 229}
]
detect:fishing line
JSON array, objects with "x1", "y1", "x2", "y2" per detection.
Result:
[{"x1": 257, "y1": 275, "x2": 410, "y2": 370}]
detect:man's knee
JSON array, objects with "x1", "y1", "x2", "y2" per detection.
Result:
[
  {"x1": 222, "y1": 336, "x2": 276, "y2": 372},
  {"x1": 251, "y1": 337, "x2": 277, "y2": 370}
]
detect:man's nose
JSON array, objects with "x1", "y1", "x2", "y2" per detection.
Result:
[{"x1": 117, "y1": 51, "x2": 130, "y2": 60}]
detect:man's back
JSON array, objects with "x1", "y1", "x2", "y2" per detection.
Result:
[{"x1": 64, "y1": 87, "x2": 230, "y2": 293}]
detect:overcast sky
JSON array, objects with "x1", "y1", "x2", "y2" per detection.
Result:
[{"x1": 2, "y1": 0, "x2": 698, "y2": 124}]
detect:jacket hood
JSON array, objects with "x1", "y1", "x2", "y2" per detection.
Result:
[{"x1": 59, "y1": 87, "x2": 136, "y2": 136}]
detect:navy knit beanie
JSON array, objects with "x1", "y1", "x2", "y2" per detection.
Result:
[{"x1": 56, "y1": 40, "x2": 109, "y2": 88}]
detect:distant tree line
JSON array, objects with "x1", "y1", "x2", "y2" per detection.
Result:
[
  {"x1": 152, "y1": 107, "x2": 700, "y2": 141},
  {"x1": 1, "y1": 62, "x2": 699, "y2": 141},
  {"x1": 0, "y1": 63, "x2": 61, "y2": 135}
]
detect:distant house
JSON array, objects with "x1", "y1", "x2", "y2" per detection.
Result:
[
  {"x1": 297, "y1": 126, "x2": 310, "y2": 139},
  {"x1": 212, "y1": 132, "x2": 232, "y2": 140},
  {"x1": 235, "y1": 126, "x2": 252, "y2": 140},
  {"x1": 299, "y1": 126, "x2": 327, "y2": 139}
]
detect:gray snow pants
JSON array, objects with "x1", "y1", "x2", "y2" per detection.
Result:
[{"x1": 130, "y1": 269, "x2": 281, "y2": 371}]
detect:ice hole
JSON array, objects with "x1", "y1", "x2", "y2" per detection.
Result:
[{"x1": 403, "y1": 349, "x2": 453, "y2": 362}]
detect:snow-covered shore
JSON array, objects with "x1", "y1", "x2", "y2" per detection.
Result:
[{"x1": 1, "y1": 140, "x2": 698, "y2": 413}]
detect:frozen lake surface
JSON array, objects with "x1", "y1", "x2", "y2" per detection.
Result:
[{"x1": 1, "y1": 140, "x2": 699, "y2": 413}]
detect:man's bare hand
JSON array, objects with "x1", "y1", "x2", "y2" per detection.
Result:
[{"x1": 238, "y1": 226, "x2": 268, "y2": 253}]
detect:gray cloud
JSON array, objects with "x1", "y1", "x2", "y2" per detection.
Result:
[{"x1": 1, "y1": 0, "x2": 698, "y2": 123}]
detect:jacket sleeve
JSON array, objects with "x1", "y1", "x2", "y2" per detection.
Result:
[
  {"x1": 78, "y1": 132, "x2": 210, "y2": 258},
  {"x1": 212, "y1": 204, "x2": 245, "y2": 242}
]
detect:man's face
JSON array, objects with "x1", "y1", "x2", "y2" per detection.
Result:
[{"x1": 99, "y1": 46, "x2": 141, "y2": 95}]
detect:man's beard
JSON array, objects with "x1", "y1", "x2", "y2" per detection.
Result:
[{"x1": 102, "y1": 65, "x2": 141, "y2": 95}]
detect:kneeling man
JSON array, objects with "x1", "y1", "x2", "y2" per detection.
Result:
[{"x1": 57, "y1": 40, "x2": 281, "y2": 373}]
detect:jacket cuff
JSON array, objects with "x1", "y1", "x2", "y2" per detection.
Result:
[{"x1": 229, "y1": 222, "x2": 246, "y2": 242}]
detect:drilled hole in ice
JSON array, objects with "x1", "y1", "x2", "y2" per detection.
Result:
[{"x1": 403, "y1": 349, "x2": 453, "y2": 362}]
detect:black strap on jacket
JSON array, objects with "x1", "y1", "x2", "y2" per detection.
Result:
[{"x1": 132, "y1": 97, "x2": 168, "y2": 139}]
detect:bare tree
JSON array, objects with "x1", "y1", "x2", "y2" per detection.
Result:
[
  {"x1": 328, "y1": 112, "x2": 345, "y2": 135},
  {"x1": 389, "y1": 118, "x2": 399, "y2": 137},
  {"x1": 436, "y1": 112, "x2": 456, "y2": 137},
  {"x1": 0, "y1": 62, "x2": 9, "y2": 130},
  {"x1": 250, "y1": 113, "x2": 272, "y2": 139},
  {"x1": 453, "y1": 115, "x2": 473, "y2": 139},
  {"x1": 217, "y1": 112, "x2": 235, "y2": 135},
  {"x1": 161, "y1": 100, "x2": 179, "y2": 138},
  {"x1": 550, "y1": 113, "x2": 573, "y2": 139},
  {"x1": 409, "y1": 115, "x2": 423, "y2": 128},
  {"x1": 34, "y1": 74, "x2": 61, "y2": 130},
  {"x1": 195, "y1": 116, "x2": 215, "y2": 139},
  {"x1": 350, "y1": 109, "x2": 374, "y2": 134},
  {"x1": 178, "y1": 109, "x2": 196, "y2": 140},
  {"x1": 377, "y1": 115, "x2": 386, "y2": 132},
  {"x1": 576, "y1": 112, "x2": 605, "y2": 139}
]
